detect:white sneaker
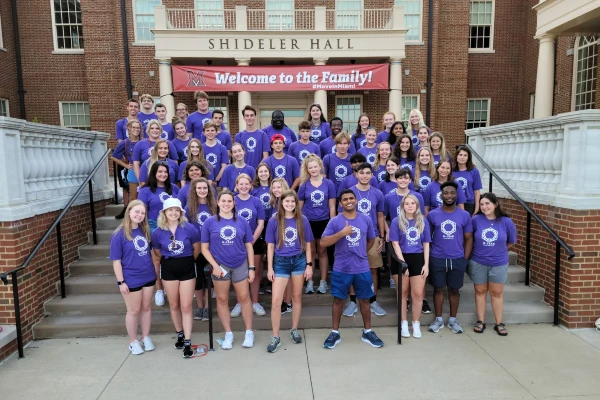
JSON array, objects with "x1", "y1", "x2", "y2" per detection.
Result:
[
  {"x1": 212, "y1": 290, "x2": 216, "y2": 299},
  {"x1": 222, "y1": 332, "x2": 234, "y2": 350},
  {"x1": 401, "y1": 320, "x2": 410, "y2": 338},
  {"x1": 412, "y1": 321, "x2": 422, "y2": 338},
  {"x1": 129, "y1": 340, "x2": 144, "y2": 355},
  {"x1": 242, "y1": 330, "x2": 255, "y2": 348},
  {"x1": 154, "y1": 290, "x2": 165, "y2": 306},
  {"x1": 317, "y1": 280, "x2": 328, "y2": 294},
  {"x1": 141, "y1": 336, "x2": 155, "y2": 351},
  {"x1": 253, "y1": 303, "x2": 266, "y2": 316},
  {"x1": 305, "y1": 280, "x2": 315, "y2": 294},
  {"x1": 389, "y1": 277, "x2": 396, "y2": 289},
  {"x1": 230, "y1": 303, "x2": 242, "y2": 317}
]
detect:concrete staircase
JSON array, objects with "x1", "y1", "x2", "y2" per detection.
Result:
[{"x1": 33, "y1": 205, "x2": 554, "y2": 339}]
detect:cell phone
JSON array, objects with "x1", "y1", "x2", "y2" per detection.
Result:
[{"x1": 219, "y1": 265, "x2": 229, "y2": 278}]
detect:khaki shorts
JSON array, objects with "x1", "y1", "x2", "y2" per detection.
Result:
[{"x1": 368, "y1": 237, "x2": 384, "y2": 269}]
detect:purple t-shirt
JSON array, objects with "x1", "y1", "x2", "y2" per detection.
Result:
[
  {"x1": 264, "y1": 125, "x2": 297, "y2": 153},
  {"x1": 264, "y1": 155, "x2": 300, "y2": 188},
  {"x1": 351, "y1": 133, "x2": 368, "y2": 150},
  {"x1": 322, "y1": 213, "x2": 376, "y2": 274},
  {"x1": 219, "y1": 164, "x2": 256, "y2": 192},
  {"x1": 265, "y1": 215, "x2": 314, "y2": 257},
  {"x1": 309, "y1": 122, "x2": 332, "y2": 144},
  {"x1": 323, "y1": 153, "x2": 352, "y2": 193},
  {"x1": 177, "y1": 183, "x2": 216, "y2": 209},
  {"x1": 423, "y1": 180, "x2": 467, "y2": 210},
  {"x1": 171, "y1": 137, "x2": 191, "y2": 162},
  {"x1": 399, "y1": 159, "x2": 416, "y2": 172},
  {"x1": 116, "y1": 118, "x2": 146, "y2": 141},
  {"x1": 200, "y1": 131, "x2": 233, "y2": 150},
  {"x1": 112, "y1": 139, "x2": 138, "y2": 163},
  {"x1": 337, "y1": 174, "x2": 379, "y2": 197},
  {"x1": 389, "y1": 217, "x2": 431, "y2": 254},
  {"x1": 376, "y1": 130, "x2": 391, "y2": 144},
  {"x1": 319, "y1": 136, "x2": 357, "y2": 156},
  {"x1": 433, "y1": 153, "x2": 452, "y2": 167},
  {"x1": 132, "y1": 139, "x2": 178, "y2": 163},
  {"x1": 109, "y1": 227, "x2": 155, "y2": 288},
  {"x1": 357, "y1": 146, "x2": 377, "y2": 164},
  {"x1": 137, "y1": 111, "x2": 158, "y2": 132},
  {"x1": 160, "y1": 122, "x2": 174, "y2": 141},
  {"x1": 471, "y1": 214, "x2": 516, "y2": 267},
  {"x1": 201, "y1": 215, "x2": 253, "y2": 268},
  {"x1": 374, "y1": 165, "x2": 387, "y2": 183},
  {"x1": 384, "y1": 190, "x2": 425, "y2": 220},
  {"x1": 151, "y1": 222, "x2": 200, "y2": 259},
  {"x1": 203, "y1": 142, "x2": 229, "y2": 180},
  {"x1": 138, "y1": 159, "x2": 179, "y2": 184},
  {"x1": 379, "y1": 180, "x2": 416, "y2": 195},
  {"x1": 415, "y1": 170, "x2": 432, "y2": 195},
  {"x1": 345, "y1": 185, "x2": 384, "y2": 236},
  {"x1": 138, "y1": 184, "x2": 179, "y2": 221},
  {"x1": 235, "y1": 195, "x2": 265, "y2": 232},
  {"x1": 185, "y1": 203, "x2": 214, "y2": 234},
  {"x1": 298, "y1": 178, "x2": 336, "y2": 221},
  {"x1": 453, "y1": 168, "x2": 483, "y2": 204},
  {"x1": 426, "y1": 207, "x2": 473, "y2": 259},
  {"x1": 235, "y1": 130, "x2": 270, "y2": 169},
  {"x1": 288, "y1": 141, "x2": 321, "y2": 165},
  {"x1": 251, "y1": 185, "x2": 273, "y2": 220},
  {"x1": 186, "y1": 111, "x2": 214, "y2": 140}
]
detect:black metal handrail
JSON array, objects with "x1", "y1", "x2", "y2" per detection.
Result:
[
  {"x1": 0, "y1": 148, "x2": 111, "y2": 359},
  {"x1": 465, "y1": 144, "x2": 575, "y2": 326}
]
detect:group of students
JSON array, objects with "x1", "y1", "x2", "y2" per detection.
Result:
[{"x1": 110, "y1": 92, "x2": 516, "y2": 358}]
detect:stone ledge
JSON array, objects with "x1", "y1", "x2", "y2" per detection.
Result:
[{"x1": 0, "y1": 326, "x2": 17, "y2": 350}]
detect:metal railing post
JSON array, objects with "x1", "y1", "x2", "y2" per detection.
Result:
[
  {"x1": 12, "y1": 272, "x2": 24, "y2": 359},
  {"x1": 397, "y1": 270, "x2": 402, "y2": 345},
  {"x1": 553, "y1": 241, "x2": 561, "y2": 326},
  {"x1": 525, "y1": 213, "x2": 531, "y2": 286},
  {"x1": 88, "y1": 181, "x2": 98, "y2": 245},
  {"x1": 113, "y1": 161, "x2": 119, "y2": 205},
  {"x1": 205, "y1": 266, "x2": 214, "y2": 351},
  {"x1": 56, "y1": 222, "x2": 66, "y2": 298},
  {"x1": 488, "y1": 171, "x2": 492, "y2": 193}
]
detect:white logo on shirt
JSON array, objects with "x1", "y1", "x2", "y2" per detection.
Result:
[
  {"x1": 274, "y1": 165, "x2": 286, "y2": 178},
  {"x1": 456, "y1": 177, "x2": 468, "y2": 191},
  {"x1": 357, "y1": 199, "x2": 372, "y2": 214},
  {"x1": 133, "y1": 235, "x2": 149, "y2": 256},
  {"x1": 183, "y1": 146, "x2": 188, "y2": 156},
  {"x1": 334, "y1": 165, "x2": 347, "y2": 180},
  {"x1": 436, "y1": 191, "x2": 442, "y2": 206},
  {"x1": 147, "y1": 148, "x2": 153, "y2": 156},
  {"x1": 331, "y1": 145, "x2": 337, "y2": 153},
  {"x1": 161, "y1": 130, "x2": 169, "y2": 140},
  {"x1": 481, "y1": 227, "x2": 498, "y2": 246},
  {"x1": 346, "y1": 226, "x2": 361, "y2": 246},
  {"x1": 377, "y1": 170, "x2": 386, "y2": 182},
  {"x1": 197, "y1": 212, "x2": 211, "y2": 227},
  {"x1": 367, "y1": 153, "x2": 376, "y2": 164},
  {"x1": 419, "y1": 176, "x2": 431, "y2": 189},
  {"x1": 259, "y1": 193, "x2": 271, "y2": 208},
  {"x1": 389, "y1": 188, "x2": 396, "y2": 194},
  {"x1": 406, "y1": 227, "x2": 419, "y2": 245},
  {"x1": 238, "y1": 208, "x2": 253, "y2": 221},
  {"x1": 440, "y1": 219, "x2": 457, "y2": 238},
  {"x1": 434, "y1": 160, "x2": 439, "y2": 167},
  {"x1": 246, "y1": 137, "x2": 257, "y2": 151},
  {"x1": 310, "y1": 190, "x2": 325, "y2": 206},
  {"x1": 159, "y1": 192, "x2": 172, "y2": 203},
  {"x1": 359, "y1": 138, "x2": 367, "y2": 148},
  {"x1": 202, "y1": 117, "x2": 211, "y2": 126},
  {"x1": 125, "y1": 128, "x2": 130, "y2": 139},
  {"x1": 220, "y1": 225, "x2": 237, "y2": 242},
  {"x1": 412, "y1": 136, "x2": 418, "y2": 146},
  {"x1": 284, "y1": 227, "x2": 297, "y2": 245},
  {"x1": 206, "y1": 153, "x2": 217, "y2": 166},
  {"x1": 311, "y1": 129, "x2": 322, "y2": 139},
  {"x1": 400, "y1": 163, "x2": 413, "y2": 171},
  {"x1": 299, "y1": 150, "x2": 310, "y2": 161},
  {"x1": 168, "y1": 239, "x2": 185, "y2": 255}
]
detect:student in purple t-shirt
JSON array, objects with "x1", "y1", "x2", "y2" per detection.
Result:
[
  {"x1": 289, "y1": 120, "x2": 321, "y2": 165},
  {"x1": 308, "y1": 104, "x2": 332, "y2": 144},
  {"x1": 171, "y1": 119, "x2": 192, "y2": 163},
  {"x1": 264, "y1": 134, "x2": 301, "y2": 190},
  {"x1": 200, "y1": 110, "x2": 232, "y2": 154},
  {"x1": 453, "y1": 145, "x2": 483, "y2": 216},
  {"x1": 469, "y1": 193, "x2": 516, "y2": 336},
  {"x1": 251, "y1": 163, "x2": 274, "y2": 220},
  {"x1": 423, "y1": 160, "x2": 466, "y2": 214},
  {"x1": 384, "y1": 168, "x2": 426, "y2": 223},
  {"x1": 357, "y1": 127, "x2": 378, "y2": 164},
  {"x1": 426, "y1": 181, "x2": 473, "y2": 335},
  {"x1": 137, "y1": 94, "x2": 158, "y2": 133},
  {"x1": 138, "y1": 141, "x2": 179, "y2": 186},
  {"x1": 186, "y1": 91, "x2": 213, "y2": 140},
  {"x1": 323, "y1": 132, "x2": 353, "y2": 194},
  {"x1": 235, "y1": 105, "x2": 270, "y2": 169},
  {"x1": 373, "y1": 142, "x2": 393, "y2": 183},
  {"x1": 265, "y1": 190, "x2": 314, "y2": 352},
  {"x1": 413, "y1": 147, "x2": 436, "y2": 195},
  {"x1": 201, "y1": 190, "x2": 256, "y2": 350},
  {"x1": 154, "y1": 103, "x2": 174, "y2": 140},
  {"x1": 132, "y1": 121, "x2": 178, "y2": 181},
  {"x1": 220, "y1": 142, "x2": 255, "y2": 192},
  {"x1": 109, "y1": 200, "x2": 156, "y2": 355},
  {"x1": 351, "y1": 114, "x2": 371, "y2": 150},
  {"x1": 320, "y1": 189, "x2": 384, "y2": 349},
  {"x1": 375, "y1": 112, "x2": 396, "y2": 145},
  {"x1": 393, "y1": 133, "x2": 417, "y2": 172},
  {"x1": 202, "y1": 121, "x2": 229, "y2": 183},
  {"x1": 337, "y1": 153, "x2": 380, "y2": 196},
  {"x1": 415, "y1": 126, "x2": 431, "y2": 151},
  {"x1": 378, "y1": 157, "x2": 401, "y2": 195},
  {"x1": 115, "y1": 99, "x2": 141, "y2": 141},
  {"x1": 319, "y1": 117, "x2": 357, "y2": 156},
  {"x1": 177, "y1": 160, "x2": 210, "y2": 209},
  {"x1": 264, "y1": 110, "x2": 297, "y2": 154},
  {"x1": 137, "y1": 162, "x2": 179, "y2": 234},
  {"x1": 429, "y1": 132, "x2": 452, "y2": 168},
  {"x1": 111, "y1": 119, "x2": 143, "y2": 219},
  {"x1": 151, "y1": 197, "x2": 201, "y2": 358}
]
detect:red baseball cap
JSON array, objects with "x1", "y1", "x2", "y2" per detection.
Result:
[{"x1": 270, "y1": 134, "x2": 285, "y2": 144}]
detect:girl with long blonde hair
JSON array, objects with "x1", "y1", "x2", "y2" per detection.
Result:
[
  {"x1": 413, "y1": 147, "x2": 436, "y2": 195},
  {"x1": 138, "y1": 139, "x2": 179, "y2": 186},
  {"x1": 373, "y1": 141, "x2": 392, "y2": 183},
  {"x1": 428, "y1": 132, "x2": 451, "y2": 167},
  {"x1": 111, "y1": 119, "x2": 143, "y2": 217}
]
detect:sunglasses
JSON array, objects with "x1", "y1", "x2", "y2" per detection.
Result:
[{"x1": 156, "y1": 160, "x2": 169, "y2": 166}]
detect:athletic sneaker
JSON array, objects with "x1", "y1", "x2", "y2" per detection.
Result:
[
  {"x1": 370, "y1": 301, "x2": 387, "y2": 316},
  {"x1": 323, "y1": 331, "x2": 341, "y2": 349},
  {"x1": 154, "y1": 290, "x2": 165, "y2": 306},
  {"x1": 305, "y1": 280, "x2": 315, "y2": 294},
  {"x1": 212, "y1": 290, "x2": 216, "y2": 299},
  {"x1": 428, "y1": 319, "x2": 445, "y2": 333},
  {"x1": 265, "y1": 285, "x2": 272, "y2": 294},
  {"x1": 448, "y1": 319, "x2": 464, "y2": 334},
  {"x1": 194, "y1": 309, "x2": 203, "y2": 320},
  {"x1": 174, "y1": 335, "x2": 185, "y2": 350},
  {"x1": 317, "y1": 280, "x2": 328, "y2": 294},
  {"x1": 222, "y1": 332, "x2": 234, "y2": 350},
  {"x1": 242, "y1": 330, "x2": 255, "y2": 348},
  {"x1": 253, "y1": 303, "x2": 266, "y2": 316},
  {"x1": 201, "y1": 308, "x2": 209, "y2": 321},
  {"x1": 281, "y1": 301, "x2": 292, "y2": 314},
  {"x1": 401, "y1": 320, "x2": 410, "y2": 338},
  {"x1": 412, "y1": 321, "x2": 422, "y2": 338},
  {"x1": 230, "y1": 303, "x2": 242, "y2": 317},
  {"x1": 422, "y1": 300, "x2": 432, "y2": 314},
  {"x1": 267, "y1": 336, "x2": 281, "y2": 353},
  {"x1": 183, "y1": 345, "x2": 194, "y2": 358},
  {"x1": 343, "y1": 301, "x2": 358, "y2": 317},
  {"x1": 290, "y1": 329, "x2": 303, "y2": 344},
  {"x1": 141, "y1": 336, "x2": 155, "y2": 351},
  {"x1": 361, "y1": 330, "x2": 384, "y2": 348},
  {"x1": 389, "y1": 277, "x2": 396, "y2": 289},
  {"x1": 129, "y1": 340, "x2": 144, "y2": 355}
]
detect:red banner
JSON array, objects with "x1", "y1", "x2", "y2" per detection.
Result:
[{"x1": 172, "y1": 64, "x2": 389, "y2": 92}]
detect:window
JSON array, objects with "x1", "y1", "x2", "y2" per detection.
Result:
[
  {"x1": 336, "y1": 0, "x2": 362, "y2": 30},
  {"x1": 209, "y1": 97, "x2": 229, "y2": 130},
  {"x1": 0, "y1": 14, "x2": 4, "y2": 49},
  {"x1": 51, "y1": 0, "x2": 84, "y2": 51},
  {"x1": 395, "y1": 1, "x2": 421, "y2": 42},
  {"x1": 466, "y1": 99, "x2": 490, "y2": 129},
  {"x1": 336, "y1": 96, "x2": 362, "y2": 133},
  {"x1": 573, "y1": 36, "x2": 598, "y2": 111},
  {"x1": 469, "y1": 1, "x2": 494, "y2": 51},
  {"x1": 529, "y1": 94, "x2": 535, "y2": 119},
  {"x1": 266, "y1": 0, "x2": 294, "y2": 30},
  {"x1": 134, "y1": 0, "x2": 161, "y2": 42},
  {"x1": 196, "y1": 0, "x2": 224, "y2": 29},
  {"x1": 401, "y1": 95, "x2": 419, "y2": 125},
  {"x1": 59, "y1": 102, "x2": 91, "y2": 130},
  {"x1": 0, "y1": 99, "x2": 9, "y2": 117}
]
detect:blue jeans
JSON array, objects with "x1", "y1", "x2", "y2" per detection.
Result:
[
  {"x1": 273, "y1": 253, "x2": 307, "y2": 279},
  {"x1": 148, "y1": 219, "x2": 158, "y2": 235}
]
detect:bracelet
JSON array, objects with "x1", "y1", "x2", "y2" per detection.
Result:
[{"x1": 248, "y1": 266, "x2": 256, "y2": 271}]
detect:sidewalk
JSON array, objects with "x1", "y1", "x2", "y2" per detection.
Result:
[{"x1": 1, "y1": 325, "x2": 599, "y2": 400}]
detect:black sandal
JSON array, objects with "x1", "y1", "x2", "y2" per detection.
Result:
[
  {"x1": 494, "y1": 323, "x2": 508, "y2": 336},
  {"x1": 473, "y1": 320, "x2": 486, "y2": 333}
]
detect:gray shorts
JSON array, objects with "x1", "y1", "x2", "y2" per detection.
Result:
[
  {"x1": 212, "y1": 260, "x2": 249, "y2": 284},
  {"x1": 468, "y1": 260, "x2": 508, "y2": 285}
]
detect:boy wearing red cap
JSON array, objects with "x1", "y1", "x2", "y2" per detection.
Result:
[{"x1": 264, "y1": 134, "x2": 301, "y2": 190}]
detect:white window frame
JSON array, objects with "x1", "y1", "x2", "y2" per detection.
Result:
[
  {"x1": 0, "y1": 14, "x2": 5, "y2": 51},
  {"x1": 529, "y1": 93, "x2": 535, "y2": 119},
  {"x1": 395, "y1": 0, "x2": 422, "y2": 43},
  {"x1": 59, "y1": 101, "x2": 91, "y2": 130},
  {"x1": 196, "y1": 0, "x2": 225, "y2": 30},
  {"x1": 133, "y1": 0, "x2": 162, "y2": 44},
  {"x1": 335, "y1": 95, "x2": 363, "y2": 134},
  {"x1": 266, "y1": 0, "x2": 294, "y2": 31},
  {"x1": 208, "y1": 97, "x2": 229, "y2": 130},
  {"x1": 571, "y1": 36, "x2": 598, "y2": 111},
  {"x1": 0, "y1": 99, "x2": 9, "y2": 117},
  {"x1": 50, "y1": 0, "x2": 84, "y2": 54},
  {"x1": 335, "y1": 0, "x2": 363, "y2": 30},
  {"x1": 466, "y1": 98, "x2": 491, "y2": 130},
  {"x1": 468, "y1": 0, "x2": 495, "y2": 53},
  {"x1": 401, "y1": 95, "x2": 420, "y2": 125}
]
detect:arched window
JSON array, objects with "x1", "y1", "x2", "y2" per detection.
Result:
[{"x1": 573, "y1": 36, "x2": 597, "y2": 111}]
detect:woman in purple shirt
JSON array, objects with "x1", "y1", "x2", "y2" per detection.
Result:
[
  {"x1": 453, "y1": 145, "x2": 483, "y2": 216},
  {"x1": 151, "y1": 198, "x2": 201, "y2": 358},
  {"x1": 308, "y1": 103, "x2": 332, "y2": 144},
  {"x1": 110, "y1": 200, "x2": 156, "y2": 355},
  {"x1": 378, "y1": 157, "x2": 401, "y2": 195},
  {"x1": 351, "y1": 113, "x2": 371, "y2": 150},
  {"x1": 423, "y1": 160, "x2": 466, "y2": 214},
  {"x1": 393, "y1": 133, "x2": 417, "y2": 172},
  {"x1": 373, "y1": 142, "x2": 392, "y2": 183},
  {"x1": 171, "y1": 119, "x2": 192, "y2": 163},
  {"x1": 178, "y1": 139, "x2": 211, "y2": 186},
  {"x1": 138, "y1": 140, "x2": 179, "y2": 186},
  {"x1": 383, "y1": 120, "x2": 406, "y2": 148},
  {"x1": 177, "y1": 160, "x2": 210, "y2": 209},
  {"x1": 414, "y1": 147, "x2": 436, "y2": 195},
  {"x1": 265, "y1": 190, "x2": 314, "y2": 352},
  {"x1": 111, "y1": 120, "x2": 143, "y2": 216},
  {"x1": 220, "y1": 143, "x2": 255, "y2": 192},
  {"x1": 469, "y1": 193, "x2": 516, "y2": 337}
]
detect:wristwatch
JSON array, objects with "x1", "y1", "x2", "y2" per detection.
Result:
[
  {"x1": 248, "y1": 266, "x2": 256, "y2": 271},
  {"x1": 117, "y1": 281, "x2": 125, "y2": 286},
  {"x1": 306, "y1": 262, "x2": 313, "y2": 267}
]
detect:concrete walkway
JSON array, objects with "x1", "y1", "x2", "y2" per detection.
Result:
[{"x1": 1, "y1": 325, "x2": 599, "y2": 400}]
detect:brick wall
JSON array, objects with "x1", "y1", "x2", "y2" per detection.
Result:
[
  {"x1": 0, "y1": 200, "x2": 110, "y2": 361},
  {"x1": 0, "y1": 1, "x2": 20, "y2": 118}
]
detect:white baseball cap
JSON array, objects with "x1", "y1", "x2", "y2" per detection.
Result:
[{"x1": 162, "y1": 197, "x2": 185, "y2": 212}]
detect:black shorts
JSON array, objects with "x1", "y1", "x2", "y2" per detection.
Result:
[
  {"x1": 128, "y1": 279, "x2": 156, "y2": 292},
  {"x1": 464, "y1": 203, "x2": 475, "y2": 216},
  {"x1": 391, "y1": 252, "x2": 425, "y2": 277},
  {"x1": 430, "y1": 256, "x2": 468, "y2": 289},
  {"x1": 195, "y1": 254, "x2": 208, "y2": 290},
  {"x1": 160, "y1": 256, "x2": 196, "y2": 281},
  {"x1": 309, "y1": 219, "x2": 329, "y2": 239},
  {"x1": 253, "y1": 237, "x2": 265, "y2": 255}
]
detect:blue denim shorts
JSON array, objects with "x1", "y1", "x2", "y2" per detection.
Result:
[
  {"x1": 273, "y1": 252, "x2": 307, "y2": 279},
  {"x1": 148, "y1": 219, "x2": 157, "y2": 235},
  {"x1": 127, "y1": 169, "x2": 138, "y2": 184}
]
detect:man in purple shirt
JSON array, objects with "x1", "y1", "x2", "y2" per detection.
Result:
[
  {"x1": 137, "y1": 94, "x2": 157, "y2": 133},
  {"x1": 186, "y1": 91, "x2": 214, "y2": 140},
  {"x1": 263, "y1": 110, "x2": 297, "y2": 154},
  {"x1": 264, "y1": 134, "x2": 301, "y2": 190},
  {"x1": 235, "y1": 105, "x2": 269, "y2": 169},
  {"x1": 115, "y1": 99, "x2": 140, "y2": 141},
  {"x1": 426, "y1": 181, "x2": 473, "y2": 334},
  {"x1": 319, "y1": 117, "x2": 357, "y2": 156},
  {"x1": 155, "y1": 103, "x2": 174, "y2": 140}
]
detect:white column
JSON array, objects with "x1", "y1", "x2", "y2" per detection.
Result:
[
  {"x1": 533, "y1": 34, "x2": 556, "y2": 119},
  {"x1": 236, "y1": 58, "x2": 252, "y2": 131},
  {"x1": 314, "y1": 58, "x2": 329, "y2": 118},
  {"x1": 389, "y1": 58, "x2": 403, "y2": 120},
  {"x1": 158, "y1": 59, "x2": 175, "y2": 121}
]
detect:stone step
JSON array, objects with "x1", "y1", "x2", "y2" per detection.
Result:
[
  {"x1": 96, "y1": 216, "x2": 122, "y2": 230},
  {"x1": 33, "y1": 300, "x2": 554, "y2": 339},
  {"x1": 105, "y1": 204, "x2": 124, "y2": 216}
]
